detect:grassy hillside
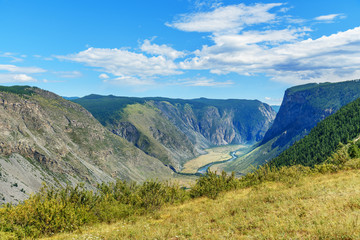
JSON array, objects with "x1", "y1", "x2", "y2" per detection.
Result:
[
  {"x1": 37, "y1": 168, "x2": 360, "y2": 240},
  {"x1": 120, "y1": 103, "x2": 198, "y2": 168},
  {"x1": 2, "y1": 139, "x2": 360, "y2": 239}
]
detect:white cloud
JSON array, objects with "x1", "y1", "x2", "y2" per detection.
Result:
[
  {"x1": 0, "y1": 52, "x2": 25, "y2": 62},
  {"x1": 58, "y1": 2, "x2": 359, "y2": 87},
  {"x1": 54, "y1": 71, "x2": 82, "y2": 78},
  {"x1": 315, "y1": 13, "x2": 344, "y2": 21},
  {"x1": 166, "y1": 3, "x2": 282, "y2": 33},
  {"x1": 58, "y1": 47, "x2": 182, "y2": 79},
  {"x1": 0, "y1": 64, "x2": 45, "y2": 74},
  {"x1": 177, "y1": 8, "x2": 360, "y2": 85},
  {"x1": 0, "y1": 73, "x2": 37, "y2": 83},
  {"x1": 191, "y1": 0, "x2": 222, "y2": 10},
  {"x1": 175, "y1": 77, "x2": 233, "y2": 86},
  {"x1": 140, "y1": 39, "x2": 186, "y2": 59},
  {"x1": 105, "y1": 76, "x2": 156, "y2": 86},
  {"x1": 99, "y1": 73, "x2": 110, "y2": 79}
]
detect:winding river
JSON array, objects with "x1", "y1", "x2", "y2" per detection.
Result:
[
  {"x1": 196, "y1": 151, "x2": 238, "y2": 174},
  {"x1": 174, "y1": 148, "x2": 242, "y2": 177}
]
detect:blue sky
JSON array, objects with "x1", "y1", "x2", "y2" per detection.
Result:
[{"x1": 1, "y1": 0, "x2": 360, "y2": 105}]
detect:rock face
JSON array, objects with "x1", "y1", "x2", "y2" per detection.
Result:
[
  {"x1": 223, "y1": 80, "x2": 360, "y2": 174},
  {"x1": 262, "y1": 81, "x2": 360, "y2": 150},
  {"x1": 152, "y1": 99, "x2": 275, "y2": 145},
  {"x1": 0, "y1": 87, "x2": 172, "y2": 204},
  {"x1": 74, "y1": 96, "x2": 276, "y2": 170}
]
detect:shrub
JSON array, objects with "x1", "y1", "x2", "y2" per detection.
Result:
[{"x1": 190, "y1": 171, "x2": 238, "y2": 199}]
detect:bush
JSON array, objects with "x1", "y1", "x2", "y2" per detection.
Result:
[
  {"x1": 190, "y1": 171, "x2": 238, "y2": 199},
  {"x1": 0, "y1": 179, "x2": 189, "y2": 238}
]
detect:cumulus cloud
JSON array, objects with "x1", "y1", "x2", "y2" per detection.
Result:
[
  {"x1": 166, "y1": 3, "x2": 282, "y2": 33},
  {"x1": 99, "y1": 73, "x2": 110, "y2": 79},
  {"x1": 171, "y1": 2, "x2": 360, "y2": 84},
  {"x1": 180, "y1": 27, "x2": 360, "y2": 83},
  {"x1": 0, "y1": 64, "x2": 44, "y2": 83},
  {"x1": 58, "y1": 47, "x2": 182, "y2": 79},
  {"x1": 140, "y1": 39, "x2": 186, "y2": 60},
  {"x1": 0, "y1": 73, "x2": 37, "y2": 83},
  {"x1": 58, "y1": 2, "x2": 359, "y2": 86},
  {"x1": 0, "y1": 64, "x2": 45, "y2": 73}
]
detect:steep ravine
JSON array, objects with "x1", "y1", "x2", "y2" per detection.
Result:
[{"x1": 74, "y1": 96, "x2": 276, "y2": 171}]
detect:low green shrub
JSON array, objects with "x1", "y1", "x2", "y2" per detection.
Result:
[
  {"x1": 190, "y1": 171, "x2": 238, "y2": 199},
  {"x1": 0, "y1": 179, "x2": 188, "y2": 238}
]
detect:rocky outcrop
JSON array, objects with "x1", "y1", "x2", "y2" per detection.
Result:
[
  {"x1": 262, "y1": 81, "x2": 360, "y2": 149},
  {"x1": 0, "y1": 87, "x2": 172, "y2": 204},
  {"x1": 74, "y1": 96, "x2": 276, "y2": 172},
  {"x1": 223, "y1": 80, "x2": 360, "y2": 174},
  {"x1": 152, "y1": 99, "x2": 276, "y2": 146}
]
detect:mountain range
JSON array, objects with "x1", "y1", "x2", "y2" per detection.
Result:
[
  {"x1": 2, "y1": 79, "x2": 360, "y2": 204},
  {"x1": 0, "y1": 86, "x2": 275, "y2": 203}
]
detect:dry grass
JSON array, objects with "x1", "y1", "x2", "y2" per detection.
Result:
[
  {"x1": 181, "y1": 145, "x2": 245, "y2": 174},
  {"x1": 43, "y1": 169, "x2": 360, "y2": 240}
]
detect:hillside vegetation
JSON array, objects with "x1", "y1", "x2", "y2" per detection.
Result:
[
  {"x1": 2, "y1": 85, "x2": 360, "y2": 238},
  {"x1": 2, "y1": 139, "x2": 360, "y2": 239},
  {"x1": 272, "y1": 96, "x2": 360, "y2": 167},
  {"x1": 222, "y1": 80, "x2": 360, "y2": 174},
  {"x1": 41, "y1": 168, "x2": 360, "y2": 240}
]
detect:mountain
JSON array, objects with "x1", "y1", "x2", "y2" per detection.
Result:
[
  {"x1": 73, "y1": 96, "x2": 276, "y2": 170},
  {"x1": 0, "y1": 86, "x2": 172, "y2": 204},
  {"x1": 271, "y1": 95, "x2": 360, "y2": 167},
  {"x1": 221, "y1": 80, "x2": 360, "y2": 174}
]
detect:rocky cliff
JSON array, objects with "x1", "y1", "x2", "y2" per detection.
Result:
[
  {"x1": 222, "y1": 80, "x2": 360, "y2": 174},
  {"x1": 74, "y1": 96, "x2": 276, "y2": 171},
  {"x1": 0, "y1": 86, "x2": 172, "y2": 204}
]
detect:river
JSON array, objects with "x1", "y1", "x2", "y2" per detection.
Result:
[{"x1": 196, "y1": 150, "x2": 238, "y2": 174}]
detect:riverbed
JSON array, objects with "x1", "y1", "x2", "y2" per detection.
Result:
[{"x1": 180, "y1": 144, "x2": 253, "y2": 175}]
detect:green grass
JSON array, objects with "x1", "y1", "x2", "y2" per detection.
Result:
[{"x1": 41, "y1": 168, "x2": 360, "y2": 240}]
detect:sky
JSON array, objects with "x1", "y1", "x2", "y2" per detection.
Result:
[{"x1": 1, "y1": 0, "x2": 360, "y2": 105}]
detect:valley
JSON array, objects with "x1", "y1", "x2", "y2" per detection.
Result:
[
  {"x1": 1, "y1": 1, "x2": 359, "y2": 238},
  {"x1": 180, "y1": 144, "x2": 249, "y2": 174}
]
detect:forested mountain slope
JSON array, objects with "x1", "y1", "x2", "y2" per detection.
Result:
[
  {"x1": 271, "y1": 95, "x2": 360, "y2": 167},
  {"x1": 221, "y1": 80, "x2": 360, "y2": 174}
]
